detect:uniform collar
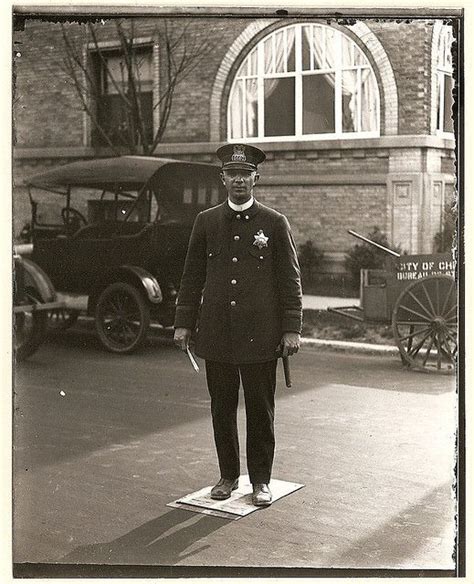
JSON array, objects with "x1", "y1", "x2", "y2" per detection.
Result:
[
  {"x1": 223, "y1": 199, "x2": 260, "y2": 220},
  {"x1": 227, "y1": 196, "x2": 254, "y2": 212}
]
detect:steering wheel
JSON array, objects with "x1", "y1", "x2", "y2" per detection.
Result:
[{"x1": 61, "y1": 207, "x2": 87, "y2": 232}]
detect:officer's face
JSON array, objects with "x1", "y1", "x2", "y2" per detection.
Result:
[{"x1": 221, "y1": 169, "x2": 259, "y2": 204}]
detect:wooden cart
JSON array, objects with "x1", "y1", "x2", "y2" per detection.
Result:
[{"x1": 328, "y1": 231, "x2": 457, "y2": 374}]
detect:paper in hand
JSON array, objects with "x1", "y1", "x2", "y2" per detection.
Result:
[{"x1": 186, "y1": 347, "x2": 200, "y2": 372}]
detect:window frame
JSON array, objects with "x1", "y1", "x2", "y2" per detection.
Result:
[
  {"x1": 85, "y1": 37, "x2": 158, "y2": 148},
  {"x1": 227, "y1": 23, "x2": 381, "y2": 143},
  {"x1": 435, "y1": 25, "x2": 454, "y2": 138}
]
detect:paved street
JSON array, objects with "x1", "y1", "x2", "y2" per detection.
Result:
[{"x1": 13, "y1": 329, "x2": 457, "y2": 570}]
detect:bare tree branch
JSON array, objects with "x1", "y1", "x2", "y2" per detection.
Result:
[{"x1": 60, "y1": 18, "x2": 215, "y2": 155}]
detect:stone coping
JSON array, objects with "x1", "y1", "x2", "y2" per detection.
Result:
[{"x1": 14, "y1": 135, "x2": 455, "y2": 160}]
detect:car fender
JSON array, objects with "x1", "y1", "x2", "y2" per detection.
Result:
[
  {"x1": 16, "y1": 257, "x2": 56, "y2": 303},
  {"x1": 90, "y1": 265, "x2": 163, "y2": 312}
]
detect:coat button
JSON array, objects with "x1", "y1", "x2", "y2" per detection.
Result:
[
  {"x1": 232, "y1": 257, "x2": 238, "y2": 263},
  {"x1": 259, "y1": 256, "x2": 264, "y2": 260},
  {"x1": 208, "y1": 252, "x2": 213, "y2": 257},
  {"x1": 230, "y1": 300, "x2": 236, "y2": 307},
  {"x1": 231, "y1": 279, "x2": 237, "y2": 285},
  {"x1": 236, "y1": 214, "x2": 241, "y2": 219},
  {"x1": 233, "y1": 235, "x2": 240, "y2": 241},
  {"x1": 245, "y1": 215, "x2": 249, "y2": 220}
]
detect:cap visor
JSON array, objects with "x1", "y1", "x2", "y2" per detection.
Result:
[{"x1": 222, "y1": 161, "x2": 257, "y2": 171}]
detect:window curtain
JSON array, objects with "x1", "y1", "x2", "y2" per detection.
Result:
[
  {"x1": 263, "y1": 28, "x2": 295, "y2": 98},
  {"x1": 304, "y1": 27, "x2": 377, "y2": 132},
  {"x1": 229, "y1": 78, "x2": 258, "y2": 138}
]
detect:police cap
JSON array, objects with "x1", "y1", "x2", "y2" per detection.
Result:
[{"x1": 216, "y1": 143, "x2": 266, "y2": 172}]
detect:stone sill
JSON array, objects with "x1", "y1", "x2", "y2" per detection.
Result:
[{"x1": 14, "y1": 135, "x2": 455, "y2": 160}]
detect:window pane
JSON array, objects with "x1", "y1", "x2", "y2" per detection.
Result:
[
  {"x1": 133, "y1": 50, "x2": 153, "y2": 92},
  {"x1": 139, "y1": 92, "x2": 154, "y2": 143},
  {"x1": 287, "y1": 38, "x2": 296, "y2": 72},
  {"x1": 302, "y1": 74, "x2": 335, "y2": 134},
  {"x1": 105, "y1": 49, "x2": 152, "y2": 95},
  {"x1": 341, "y1": 35, "x2": 356, "y2": 67},
  {"x1": 264, "y1": 77, "x2": 295, "y2": 136},
  {"x1": 229, "y1": 79, "x2": 244, "y2": 139},
  {"x1": 360, "y1": 71, "x2": 378, "y2": 132},
  {"x1": 236, "y1": 58, "x2": 247, "y2": 78},
  {"x1": 274, "y1": 30, "x2": 286, "y2": 73},
  {"x1": 264, "y1": 37, "x2": 273, "y2": 73},
  {"x1": 105, "y1": 54, "x2": 127, "y2": 94},
  {"x1": 323, "y1": 28, "x2": 338, "y2": 69},
  {"x1": 354, "y1": 48, "x2": 367, "y2": 66},
  {"x1": 302, "y1": 26, "x2": 311, "y2": 70},
  {"x1": 249, "y1": 49, "x2": 258, "y2": 76},
  {"x1": 96, "y1": 94, "x2": 128, "y2": 145},
  {"x1": 183, "y1": 186, "x2": 193, "y2": 204},
  {"x1": 443, "y1": 75, "x2": 454, "y2": 133},
  {"x1": 245, "y1": 79, "x2": 258, "y2": 137},
  {"x1": 342, "y1": 70, "x2": 358, "y2": 132}
]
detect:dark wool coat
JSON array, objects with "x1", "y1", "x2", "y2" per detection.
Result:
[{"x1": 174, "y1": 200, "x2": 303, "y2": 363}]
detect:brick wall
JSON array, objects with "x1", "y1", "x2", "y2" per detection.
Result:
[
  {"x1": 14, "y1": 21, "x2": 85, "y2": 148},
  {"x1": 14, "y1": 17, "x2": 437, "y2": 148},
  {"x1": 257, "y1": 184, "x2": 386, "y2": 252},
  {"x1": 370, "y1": 20, "x2": 433, "y2": 135},
  {"x1": 263, "y1": 148, "x2": 389, "y2": 175}
]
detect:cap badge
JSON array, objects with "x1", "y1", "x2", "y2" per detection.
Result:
[
  {"x1": 231, "y1": 145, "x2": 247, "y2": 162},
  {"x1": 253, "y1": 230, "x2": 269, "y2": 249}
]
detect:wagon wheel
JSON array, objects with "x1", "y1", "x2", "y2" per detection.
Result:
[
  {"x1": 392, "y1": 274, "x2": 457, "y2": 374},
  {"x1": 14, "y1": 288, "x2": 49, "y2": 362},
  {"x1": 95, "y1": 282, "x2": 150, "y2": 353},
  {"x1": 48, "y1": 308, "x2": 80, "y2": 331}
]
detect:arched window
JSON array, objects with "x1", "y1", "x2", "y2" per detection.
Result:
[
  {"x1": 227, "y1": 23, "x2": 380, "y2": 142},
  {"x1": 435, "y1": 25, "x2": 454, "y2": 135}
]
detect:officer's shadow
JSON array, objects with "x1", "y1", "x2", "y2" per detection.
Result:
[{"x1": 60, "y1": 508, "x2": 232, "y2": 566}]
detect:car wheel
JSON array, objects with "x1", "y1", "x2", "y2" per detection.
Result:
[
  {"x1": 95, "y1": 282, "x2": 150, "y2": 353},
  {"x1": 14, "y1": 288, "x2": 49, "y2": 362}
]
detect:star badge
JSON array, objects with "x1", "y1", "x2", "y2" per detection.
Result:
[{"x1": 253, "y1": 230, "x2": 269, "y2": 249}]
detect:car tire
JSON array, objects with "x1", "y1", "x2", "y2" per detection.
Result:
[
  {"x1": 95, "y1": 282, "x2": 150, "y2": 353},
  {"x1": 14, "y1": 288, "x2": 49, "y2": 362}
]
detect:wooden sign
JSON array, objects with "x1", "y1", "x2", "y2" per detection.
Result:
[{"x1": 394, "y1": 253, "x2": 456, "y2": 281}]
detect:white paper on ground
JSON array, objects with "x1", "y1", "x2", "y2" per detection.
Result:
[{"x1": 167, "y1": 475, "x2": 304, "y2": 518}]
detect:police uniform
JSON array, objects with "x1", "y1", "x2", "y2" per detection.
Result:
[{"x1": 174, "y1": 144, "x2": 302, "y2": 487}]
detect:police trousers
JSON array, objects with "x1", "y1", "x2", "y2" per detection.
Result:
[{"x1": 204, "y1": 359, "x2": 277, "y2": 485}]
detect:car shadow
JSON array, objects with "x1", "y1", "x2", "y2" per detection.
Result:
[{"x1": 58, "y1": 508, "x2": 232, "y2": 566}]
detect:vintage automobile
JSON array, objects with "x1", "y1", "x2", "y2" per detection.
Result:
[
  {"x1": 23, "y1": 156, "x2": 226, "y2": 353},
  {"x1": 14, "y1": 253, "x2": 64, "y2": 361}
]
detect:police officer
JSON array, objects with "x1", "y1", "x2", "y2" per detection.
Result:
[{"x1": 174, "y1": 143, "x2": 302, "y2": 506}]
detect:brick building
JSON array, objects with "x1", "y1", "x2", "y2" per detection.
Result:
[{"x1": 13, "y1": 15, "x2": 457, "y2": 273}]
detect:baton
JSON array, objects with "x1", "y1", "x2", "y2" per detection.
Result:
[
  {"x1": 282, "y1": 356, "x2": 292, "y2": 388},
  {"x1": 186, "y1": 346, "x2": 200, "y2": 373}
]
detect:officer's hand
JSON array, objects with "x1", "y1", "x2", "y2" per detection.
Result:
[
  {"x1": 174, "y1": 327, "x2": 192, "y2": 352},
  {"x1": 278, "y1": 332, "x2": 301, "y2": 357}
]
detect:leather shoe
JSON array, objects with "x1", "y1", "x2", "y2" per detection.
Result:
[
  {"x1": 252, "y1": 483, "x2": 272, "y2": 506},
  {"x1": 210, "y1": 478, "x2": 239, "y2": 500}
]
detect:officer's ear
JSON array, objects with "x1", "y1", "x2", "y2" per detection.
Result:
[
  {"x1": 253, "y1": 172, "x2": 260, "y2": 186},
  {"x1": 219, "y1": 171, "x2": 226, "y2": 186}
]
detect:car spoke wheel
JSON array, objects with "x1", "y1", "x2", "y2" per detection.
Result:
[
  {"x1": 392, "y1": 275, "x2": 457, "y2": 374},
  {"x1": 95, "y1": 282, "x2": 150, "y2": 353},
  {"x1": 48, "y1": 309, "x2": 80, "y2": 331},
  {"x1": 14, "y1": 289, "x2": 49, "y2": 362}
]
